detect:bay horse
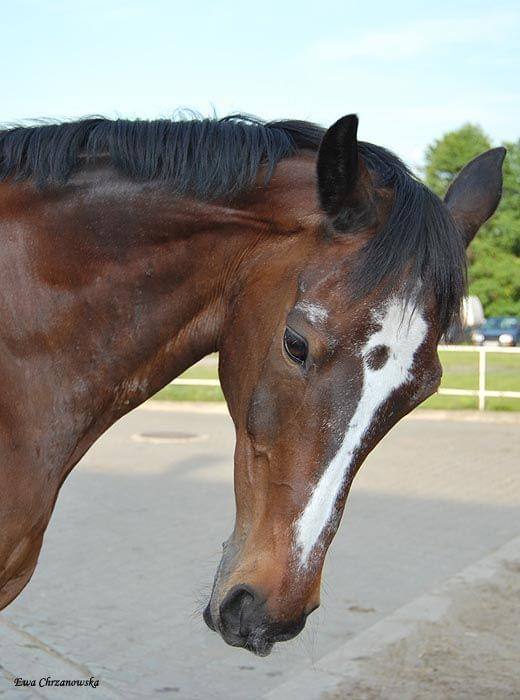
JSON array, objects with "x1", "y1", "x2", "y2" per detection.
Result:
[{"x1": 0, "y1": 113, "x2": 504, "y2": 655}]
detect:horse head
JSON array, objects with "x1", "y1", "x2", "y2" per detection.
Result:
[{"x1": 204, "y1": 115, "x2": 505, "y2": 654}]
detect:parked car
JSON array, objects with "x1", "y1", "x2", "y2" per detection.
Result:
[
  {"x1": 443, "y1": 295, "x2": 485, "y2": 343},
  {"x1": 471, "y1": 317, "x2": 520, "y2": 346}
]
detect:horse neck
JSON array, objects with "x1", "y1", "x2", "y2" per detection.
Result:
[{"x1": 0, "y1": 169, "x2": 306, "y2": 476}]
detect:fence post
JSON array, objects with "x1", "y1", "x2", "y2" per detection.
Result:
[{"x1": 478, "y1": 347, "x2": 487, "y2": 411}]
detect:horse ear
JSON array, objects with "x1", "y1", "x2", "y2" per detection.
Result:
[
  {"x1": 444, "y1": 147, "x2": 506, "y2": 246},
  {"x1": 317, "y1": 115, "x2": 373, "y2": 228}
]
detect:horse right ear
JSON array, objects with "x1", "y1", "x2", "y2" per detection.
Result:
[
  {"x1": 444, "y1": 147, "x2": 506, "y2": 246},
  {"x1": 317, "y1": 115, "x2": 374, "y2": 231}
]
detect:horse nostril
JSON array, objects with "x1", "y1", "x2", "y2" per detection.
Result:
[{"x1": 219, "y1": 585, "x2": 259, "y2": 638}]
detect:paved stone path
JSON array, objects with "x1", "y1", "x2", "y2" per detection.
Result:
[{"x1": 1, "y1": 407, "x2": 519, "y2": 699}]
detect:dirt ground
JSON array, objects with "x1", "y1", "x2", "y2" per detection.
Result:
[{"x1": 324, "y1": 559, "x2": 520, "y2": 700}]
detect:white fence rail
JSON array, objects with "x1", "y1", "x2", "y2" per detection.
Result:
[
  {"x1": 170, "y1": 345, "x2": 520, "y2": 411},
  {"x1": 169, "y1": 378, "x2": 221, "y2": 387},
  {"x1": 437, "y1": 344, "x2": 520, "y2": 411}
]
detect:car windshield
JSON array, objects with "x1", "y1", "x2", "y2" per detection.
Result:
[{"x1": 483, "y1": 317, "x2": 519, "y2": 331}]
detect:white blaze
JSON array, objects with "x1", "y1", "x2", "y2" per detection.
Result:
[{"x1": 294, "y1": 297, "x2": 428, "y2": 567}]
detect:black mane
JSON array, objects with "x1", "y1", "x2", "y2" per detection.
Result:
[
  {"x1": 0, "y1": 115, "x2": 322, "y2": 198},
  {"x1": 0, "y1": 114, "x2": 464, "y2": 332}
]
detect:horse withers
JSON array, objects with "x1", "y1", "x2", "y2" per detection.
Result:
[{"x1": 0, "y1": 113, "x2": 504, "y2": 654}]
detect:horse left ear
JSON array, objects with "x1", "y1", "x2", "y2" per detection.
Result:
[
  {"x1": 317, "y1": 115, "x2": 373, "y2": 229},
  {"x1": 444, "y1": 147, "x2": 506, "y2": 246}
]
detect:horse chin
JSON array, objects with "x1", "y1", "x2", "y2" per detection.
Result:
[
  {"x1": 221, "y1": 617, "x2": 305, "y2": 656},
  {"x1": 245, "y1": 637, "x2": 274, "y2": 657},
  {"x1": 217, "y1": 623, "x2": 275, "y2": 656},
  {"x1": 220, "y1": 626, "x2": 278, "y2": 657}
]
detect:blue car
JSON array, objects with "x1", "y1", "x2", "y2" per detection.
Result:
[{"x1": 472, "y1": 316, "x2": 520, "y2": 346}]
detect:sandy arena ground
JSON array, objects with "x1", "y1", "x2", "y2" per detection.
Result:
[{"x1": 324, "y1": 556, "x2": 520, "y2": 700}]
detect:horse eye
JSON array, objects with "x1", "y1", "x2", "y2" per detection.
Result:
[{"x1": 283, "y1": 327, "x2": 308, "y2": 365}]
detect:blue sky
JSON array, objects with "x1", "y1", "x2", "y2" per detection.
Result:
[{"x1": 1, "y1": 0, "x2": 518, "y2": 167}]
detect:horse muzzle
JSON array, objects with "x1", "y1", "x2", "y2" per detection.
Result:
[{"x1": 203, "y1": 583, "x2": 310, "y2": 656}]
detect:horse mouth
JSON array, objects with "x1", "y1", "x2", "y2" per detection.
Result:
[
  {"x1": 216, "y1": 624, "x2": 276, "y2": 657},
  {"x1": 225, "y1": 630, "x2": 275, "y2": 657},
  {"x1": 245, "y1": 639, "x2": 275, "y2": 657},
  {"x1": 202, "y1": 600, "x2": 306, "y2": 656}
]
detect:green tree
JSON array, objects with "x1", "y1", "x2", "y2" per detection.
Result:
[
  {"x1": 423, "y1": 126, "x2": 520, "y2": 317},
  {"x1": 469, "y1": 239, "x2": 520, "y2": 316},
  {"x1": 486, "y1": 139, "x2": 520, "y2": 258}
]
